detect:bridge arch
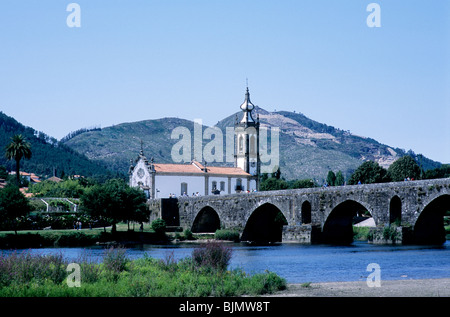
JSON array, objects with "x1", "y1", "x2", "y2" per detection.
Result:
[
  {"x1": 322, "y1": 199, "x2": 373, "y2": 244},
  {"x1": 191, "y1": 206, "x2": 221, "y2": 233},
  {"x1": 413, "y1": 194, "x2": 450, "y2": 245},
  {"x1": 241, "y1": 203, "x2": 288, "y2": 243}
]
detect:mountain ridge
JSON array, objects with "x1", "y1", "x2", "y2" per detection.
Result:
[{"x1": 61, "y1": 107, "x2": 442, "y2": 181}]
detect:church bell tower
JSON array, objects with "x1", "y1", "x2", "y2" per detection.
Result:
[{"x1": 235, "y1": 87, "x2": 260, "y2": 187}]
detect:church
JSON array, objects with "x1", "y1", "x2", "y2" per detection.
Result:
[{"x1": 128, "y1": 88, "x2": 261, "y2": 199}]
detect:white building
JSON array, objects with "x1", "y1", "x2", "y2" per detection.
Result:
[{"x1": 129, "y1": 88, "x2": 261, "y2": 199}]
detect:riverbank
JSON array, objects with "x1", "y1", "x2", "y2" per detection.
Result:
[
  {"x1": 0, "y1": 230, "x2": 170, "y2": 248},
  {"x1": 269, "y1": 278, "x2": 450, "y2": 297},
  {"x1": 0, "y1": 243, "x2": 286, "y2": 297}
]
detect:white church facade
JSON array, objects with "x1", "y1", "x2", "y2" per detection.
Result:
[{"x1": 129, "y1": 88, "x2": 261, "y2": 199}]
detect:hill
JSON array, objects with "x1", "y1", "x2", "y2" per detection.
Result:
[
  {"x1": 63, "y1": 117, "x2": 205, "y2": 174},
  {"x1": 62, "y1": 108, "x2": 442, "y2": 181},
  {"x1": 0, "y1": 112, "x2": 113, "y2": 180}
]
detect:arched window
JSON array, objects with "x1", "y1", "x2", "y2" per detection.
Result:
[
  {"x1": 239, "y1": 136, "x2": 244, "y2": 153},
  {"x1": 250, "y1": 135, "x2": 256, "y2": 154}
]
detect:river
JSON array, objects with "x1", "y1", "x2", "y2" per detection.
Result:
[{"x1": 3, "y1": 241, "x2": 450, "y2": 283}]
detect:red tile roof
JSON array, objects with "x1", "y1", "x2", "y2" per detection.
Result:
[{"x1": 153, "y1": 161, "x2": 250, "y2": 176}]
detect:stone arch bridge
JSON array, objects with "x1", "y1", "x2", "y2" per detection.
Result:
[{"x1": 148, "y1": 178, "x2": 450, "y2": 244}]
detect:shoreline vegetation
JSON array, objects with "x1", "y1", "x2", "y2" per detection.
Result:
[
  {"x1": 0, "y1": 223, "x2": 240, "y2": 249},
  {"x1": 1, "y1": 225, "x2": 449, "y2": 297},
  {"x1": 0, "y1": 222, "x2": 448, "y2": 249},
  {"x1": 0, "y1": 241, "x2": 287, "y2": 297}
]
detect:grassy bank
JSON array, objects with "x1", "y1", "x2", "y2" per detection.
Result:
[
  {"x1": 0, "y1": 223, "x2": 170, "y2": 249},
  {"x1": 0, "y1": 243, "x2": 286, "y2": 297}
]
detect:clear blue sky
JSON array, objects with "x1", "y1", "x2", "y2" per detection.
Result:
[{"x1": 0, "y1": 1, "x2": 449, "y2": 163}]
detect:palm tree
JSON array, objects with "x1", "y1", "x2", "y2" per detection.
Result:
[{"x1": 4, "y1": 134, "x2": 32, "y2": 186}]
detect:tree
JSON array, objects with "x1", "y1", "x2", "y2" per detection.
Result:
[
  {"x1": 0, "y1": 165, "x2": 7, "y2": 179},
  {"x1": 290, "y1": 179, "x2": 317, "y2": 189},
  {"x1": 260, "y1": 173, "x2": 269, "y2": 182},
  {"x1": 388, "y1": 155, "x2": 421, "y2": 182},
  {"x1": 80, "y1": 178, "x2": 147, "y2": 233},
  {"x1": 335, "y1": 170, "x2": 345, "y2": 186},
  {"x1": 348, "y1": 161, "x2": 390, "y2": 185},
  {"x1": 123, "y1": 186, "x2": 149, "y2": 229},
  {"x1": 0, "y1": 185, "x2": 31, "y2": 234},
  {"x1": 4, "y1": 134, "x2": 32, "y2": 186},
  {"x1": 259, "y1": 177, "x2": 289, "y2": 191},
  {"x1": 326, "y1": 171, "x2": 336, "y2": 186},
  {"x1": 273, "y1": 167, "x2": 282, "y2": 180},
  {"x1": 28, "y1": 178, "x2": 88, "y2": 198},
  {"x1": 423, "y1": 164, "x2": 450, "y2": 179}
]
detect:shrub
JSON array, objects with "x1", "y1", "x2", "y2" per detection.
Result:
[
  {"x1": 383, "y1": 226, "x2": 399, "y2": 241},
  {"x1": 215, "y1": 229, "x2": 240, "y2": 242},
  {"x1": 158, "y1": 251, "x2": 178, "y2": 273},
  {"x1": 151, "y1": 219, "x2": 166, "y2": 235},
  {"x1": 245, "y1": 271, "x2": 287, "y2": 295},
  {"x1": 183, "y1": 228, "x2": 194, "y2": 240},
  {"x1": 76, "y1": 249, "x2": 103, "y2": 283},
  {"x1": 103, "y1": 246, "x2": 129, "y2": 280},
  {"x1": 353, "y1": 226, "x2": 371, "y2": 241},
  {"x1": 192, "y1": 241, "x2": 232, "y2": 272},
  {"x1": 0, "y1": 250, "x2": 67, "y2": 287}
]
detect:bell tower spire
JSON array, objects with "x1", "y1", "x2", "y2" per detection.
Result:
[{"x1": 234, "y1": 86, "x2": 260, "y2": 187}]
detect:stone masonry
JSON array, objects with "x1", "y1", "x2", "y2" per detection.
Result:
[{"x1": 148, "y1": 178, "x2": 450, "y2": 244}]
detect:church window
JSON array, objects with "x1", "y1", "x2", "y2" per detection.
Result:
[
  {"x1": 235, "y1": 178, "x2": 243, "y2": 191},
  {"x1": 137, "y1": 168, "x2": 145, "y2": 178},
  {"x1": 220, "y1": 181, "x2": 225, "y2": 192},
  {"x1": 239, "y1": 136, "x2": 244, "y2": 153},
  {"x1": 212, "y1": 181, "x2": 217, "y2": 190},
  {"x1": 181, "y1": 182, "x2": 188, "y2": 196},
  {"x1": 250, "y1": 135, "x2": 256, "y2": 154}
]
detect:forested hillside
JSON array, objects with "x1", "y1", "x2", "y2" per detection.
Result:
[{"x1": 0, "y1": 112, "x2": 115, "y2": 179}]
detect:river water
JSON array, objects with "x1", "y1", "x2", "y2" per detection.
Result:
[{"x1": 4, "y1": 241, "x2": 450, "y2": 283}]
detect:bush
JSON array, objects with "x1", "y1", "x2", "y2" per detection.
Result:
[
  {"x1": 192, "y1": 241, "x2": 232, "y2": 272},
  {"x1": 0, "y1": 250, "x2": 67, "y2": 287},
  {"x1": 183, "y1": 228, "x2": 194, "y2": 240},
  {"x1": 103, "y1": 246, "x2": 129, "y2": 280},
  {"x1": 151, "y1": 219, "x2": 166, "y2": 235},
  {"x1": 76, "y1": 249, "x2": 103, "y2": 283},
  {"x1": 246, "y1": 271, "x2": 287, "y2": 295},
  {"x1": 215, "y1": 229, "x2": 240, "y2": 242},
  {"x1": 383, "y1": 226, "x2": 400, "y2": 241},
  {"x1": 353, "y1": 226, "x2": 371, "y2": 241}
]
